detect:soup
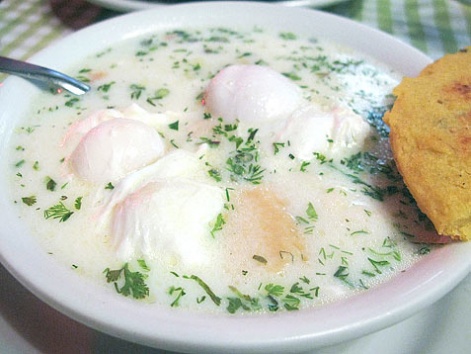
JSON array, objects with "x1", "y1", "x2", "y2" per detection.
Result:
[{"x1": 8, "y1": 27, "x2": 438, "y2": 314}]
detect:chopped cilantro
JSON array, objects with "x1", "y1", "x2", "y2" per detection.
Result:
[
  {"x1": 210, "y1": 213, "x2": 225, "y2": 237},
  {"x1": 74, "y1": 196, "x2": 83, "y2": 210},
  {"x1": 183, "y1": 274, "x2": 221, "y2": 306},
  {"x1": 21, "y1": 196, "x2": 37, "y2": 206},
  {"x1": 44, "y1": 202, "x2": 74, "y2": 222},
  {"x1": 168, "y1": 120, "x2": 179, "y2": 131},
  {"x1": 104, "y1": 263, "x2": 149, "y2": 299},
  {"x1": 45, "y1": 177, "x2": 57, "y2": 191}
]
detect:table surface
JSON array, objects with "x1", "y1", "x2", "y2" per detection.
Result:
[
  {"x1": 1, "y1": 0, "x2": 471, "y2": 60},
  {"x1": 0, "y1": 0, "x2": 470, "y2": 353}
]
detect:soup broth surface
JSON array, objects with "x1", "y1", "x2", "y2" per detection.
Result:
[{"x1": 9, "y1": 27, "x2": 438, "y2": 314}]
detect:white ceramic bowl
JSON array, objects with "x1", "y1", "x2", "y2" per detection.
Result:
[{"x1": 0, "y1": 2, "x2": 470, "y2": 353}]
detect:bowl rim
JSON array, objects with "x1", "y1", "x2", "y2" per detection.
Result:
[{"x1": 0, "y1": 2, "x2": 470, "y2": 353}]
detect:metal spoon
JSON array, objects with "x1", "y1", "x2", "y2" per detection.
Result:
[{"x1": 0, "y1": 56, "x2": 90, "y2": 96}]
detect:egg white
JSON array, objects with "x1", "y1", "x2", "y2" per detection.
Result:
[
  {"x1": 69, "y1": 118, "x2": 165, "y2": 183},
  {"x1": 112, "y1": 177, "x2": 225, "y2": 265},
  {"x1": 204, "y1": 64, "x2": 303, "y2": 123}
]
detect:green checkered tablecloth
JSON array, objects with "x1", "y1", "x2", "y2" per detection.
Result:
[
  {"x1": 330, "y1": 0, "x2": 471, "y2": 59},
  {"x1": 0, "y1": 0, "x2": 72, "y2": 60},
  {"x1": 0, "y1": 0, "x2": 470, "y2": 61}
]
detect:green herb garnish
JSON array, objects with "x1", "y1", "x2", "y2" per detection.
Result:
[
  {"x1": 21, "y1": 196, "x2": 37, "y2": 206},
  {"x1": 104, "y1": 262, "x2": 149, "y2": 299},
  {"x1": 44, "y1": 202, "x2": 73, "y2": 222}
]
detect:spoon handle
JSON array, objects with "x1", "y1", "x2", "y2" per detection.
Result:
[{"x1": 0, "y1": 56, "x2": 90, "y2": 96}]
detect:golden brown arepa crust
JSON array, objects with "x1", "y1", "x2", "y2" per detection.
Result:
[{"x1": 383, "y1": 47, "x2": 471, "y2": 241}]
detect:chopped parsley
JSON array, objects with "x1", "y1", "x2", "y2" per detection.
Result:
[
  {"x1": 74, "y1": 196, "x2": 83, "y2": 210},
  {"x1": 44, "y1": 201, "x2": 74, "y2": 222},
  {"x1": 146, "y1": 88, "x2": 170, "y2": 106},
  {"x1": 104, "y1": 262, "x2": 150, "y2": 300},
  {"x1": 21, "y1": 196, "x2": 37, "y2": 206},
  {"x1": 273, "y1": 142, "x2": 285, "y2": 155},
  {"x1": 183, "y1": 274, "x2": 221, "y2": 306},
  {"x1": 168, "y1": 120, "x2": 179, "y2": 131},
  {"x1": 45, "y1": 177, "x2": 57, "y2": 191},
  {"x1": 252, "y1": 255, "x2": 268, "y2": 264},
  {"x1": 97, "y1": 81, "x2": 115, "y2": 93},
  {"x1": 105, "y1": 182, "x2": 114, "y2": 190},
  {"x1": 130, "y1": 83, "x2": 146, "y2": 99},
  {"x1": 169, "y1": 286, "x2": 186, "y2": 307},
  {"x1": 210, "y1": 213, "x2": 225, "y2": 238},
  {"x1": 296, "y1": 202, "x2": 318, "y2": 234}
]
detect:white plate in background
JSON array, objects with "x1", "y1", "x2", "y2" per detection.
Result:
[{"x1": 85, "y1": 0, "x2": 352, "y2": 12}]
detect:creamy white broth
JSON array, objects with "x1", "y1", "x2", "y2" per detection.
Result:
[{"x1": 9, "y1": 27, "x2": 436, "y2": 314}]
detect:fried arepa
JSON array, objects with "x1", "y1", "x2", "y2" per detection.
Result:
[{"x1": 383, "y1": 47, "x2": 471, "y2": 241}]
